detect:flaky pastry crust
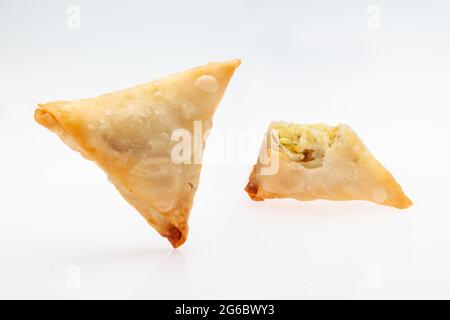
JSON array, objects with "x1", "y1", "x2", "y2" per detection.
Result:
[
  {"x1": 245, "y1": 123, "x2": 412, "y2": 209},
  {"x1": 35, "y1": 60, "x2": 240, "y2": 247}
]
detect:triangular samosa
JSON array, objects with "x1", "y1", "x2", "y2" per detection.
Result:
[
  {"x1": 245, "y1": 122, "x2": 412, "y2": 209},
  {"x1": 35, "y1": 60, "x2": 240, "y2": 247}
]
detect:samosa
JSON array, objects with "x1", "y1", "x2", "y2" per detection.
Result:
[{"x1": 245, "y1": 122, "x2": 412, "y2": 209}]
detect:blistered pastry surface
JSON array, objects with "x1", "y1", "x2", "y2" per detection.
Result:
[
  {"x1": 35, "y1": 60, "x2": 240, "y2": 247},
  {"x1": 245, "y1": 123, "x2": 412, "y2": 209}
]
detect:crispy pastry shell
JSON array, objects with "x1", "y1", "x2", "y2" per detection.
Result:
[
  {"x1": 35, "y1": 60, "x2": 240, "y2": 247},
  {"x1": 245, "y1": 123, "x2": 412, "y2": 209}
]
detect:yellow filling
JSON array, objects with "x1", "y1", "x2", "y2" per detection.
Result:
[{"x1": 272, "y1": 122, "x2": 338, "y2": 168}]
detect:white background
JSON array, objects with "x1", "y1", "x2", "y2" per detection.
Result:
[{"x1": 1, "y1": 0, "x2": 450, "y2": 299}]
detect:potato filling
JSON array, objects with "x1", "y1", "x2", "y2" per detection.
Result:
[{"x1": 272, "y1": 122, "x2": 338, "y2": 168}]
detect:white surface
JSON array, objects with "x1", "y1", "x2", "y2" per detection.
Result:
[{"x1": 1, "y1": 0, "x2": 450, "y2": 299}]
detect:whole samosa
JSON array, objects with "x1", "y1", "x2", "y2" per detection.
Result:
[{"x1": 35, "y1": 60, "x2": 240, "y2": 247}]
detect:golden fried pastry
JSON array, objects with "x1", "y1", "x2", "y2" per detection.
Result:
[
  {"x1": 35, "y1": 60, "x2": 240, "y2": 247},
  {"x1": 245, "y1": 122, "x2": 412, "y2": 209}
]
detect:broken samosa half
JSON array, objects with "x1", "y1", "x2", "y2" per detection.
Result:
[
  {"x1": 35, "y1": 60, "x2": 241, "y2": 248},
  {"x1": 245, "y1": 122, "x2": 412, "y2": 209}
]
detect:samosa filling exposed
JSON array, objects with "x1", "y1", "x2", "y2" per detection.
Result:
[{"x1": 272, "y1": 122, "x2": 338, "y2": 168}]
